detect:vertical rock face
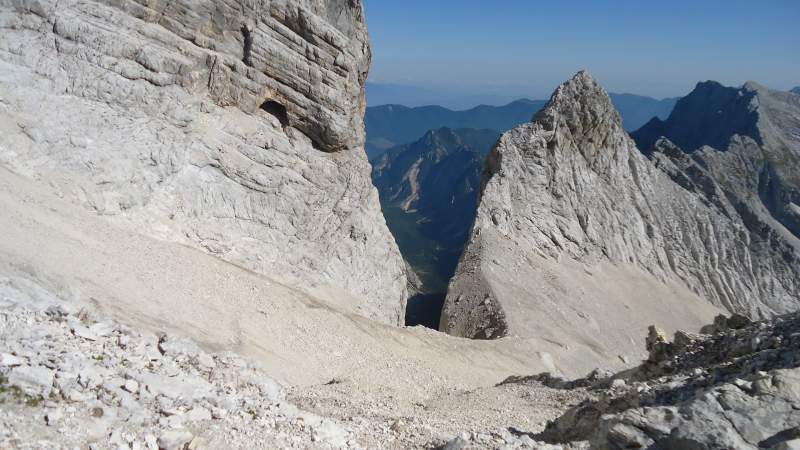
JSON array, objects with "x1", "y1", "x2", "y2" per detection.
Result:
[
  {"x1": 442, "y1": 71, "x2": 800, "y2": 371},
  {"x1": 0, "y1": 0, "x2": 407, "y2": 324},
  {"x1": 633, "y1": 80, "x2": 800, "y2": 246}
]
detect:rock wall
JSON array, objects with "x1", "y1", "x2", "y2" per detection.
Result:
[
  {"x1": 441, "y1": 72, "x2": 800, "y2": 371},
  {"x1": 633, "y1": 81, "x2": 800, "y2": 248},
  {"x1": 0, "y1": 0, "x2": 407, "y2": 323}
]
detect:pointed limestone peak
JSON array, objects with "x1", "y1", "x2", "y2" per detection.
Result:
[
  {"x1": 531, "y1": 71, "x2": 624, "y2": 153},
  {"x1": 742, "y1": 80, "x2": 767, "y2": 93}
]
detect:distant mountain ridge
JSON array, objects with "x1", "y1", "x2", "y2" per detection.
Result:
[
  {"x1": 371, "y1": 127, "x2": 500, "y2": 298},
  {"x1": 792, "y1": 86, "x2": 800, "y2": 95},
  {"x1": 633, "y1": 80, "x2": 800, "y2": 243},
  {"x1": 365, "y1": 100, "x2": 543, "y2": 158},
  {"x1": 365, "y1": 94, "x2": 677, "y2": 158}
]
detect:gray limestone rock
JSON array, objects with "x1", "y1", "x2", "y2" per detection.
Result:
[
  {"x1": 442, "y1": 71, "x2": 800, "y2": 372},
  {"x1": 537, "y1": 312, "x2": 800, "y2": 450},
  {"x1": 0, "y1": 0, "x2": 407, "y2": 324}
]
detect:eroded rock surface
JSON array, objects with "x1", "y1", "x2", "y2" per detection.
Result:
[
  {"x1": 634, "y1": 80, "x2": 800, "y2": 263},
  {"x1": 442, "y1": 72, "x2": 800, "y2": 372},
  {"x1": 535, "y1": 312, "x2": 800, "y2": 450},
  {"x1": 0, "y1": 0, "x2": 407, "y2": 324}
]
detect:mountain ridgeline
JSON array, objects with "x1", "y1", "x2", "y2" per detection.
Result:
[
  {"x1": 442, "y1": 72, "x2": 800, "y2": 372},
  {"x1": 633, "y1": 81, "x2": 800, "y2": 241},
  {"x1": 365, "y1": 94, "x2": 677, "y2": 158}
]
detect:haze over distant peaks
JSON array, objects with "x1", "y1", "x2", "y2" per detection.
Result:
[{"x1": 364, "y1": 92, "x2": 676, "y2": 158}]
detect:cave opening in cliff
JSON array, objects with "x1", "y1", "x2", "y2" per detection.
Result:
[{"x1": 260, "y1": 100, "x2": 289, "y2": 128}]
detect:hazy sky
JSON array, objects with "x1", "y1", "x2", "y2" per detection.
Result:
[{"x1": 363, "y1": 0, "x2": 799, "y2": 102}]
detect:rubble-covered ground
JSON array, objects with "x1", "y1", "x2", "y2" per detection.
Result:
[
  {"x1": 0, "y1": 276, "x2": 367, "y2": 449},
  {"x1": 0, "y1": 275, "x2": 590, "y2": 450},
  {"x1": 3, "y1": 268, "x2": 799, "y2": 449},
  {"x1": 526, "y1": 312, "x2": 800, "y2": 449}
]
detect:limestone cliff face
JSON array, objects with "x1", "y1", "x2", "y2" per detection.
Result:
[
  {"x1": 441, "y1": 72, "x2": 800, "y2": 370},
  {"x1": 634, "y1": 81, "x2": 800, "y2": 248},
  {"x1": 0, "y1": 0, "x2": 407, "y2": 324}
]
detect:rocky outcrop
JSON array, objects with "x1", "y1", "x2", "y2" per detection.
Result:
[
  {"x1": 0, "y1": 0, "x2": 407, "y2": 323},
  {"x1": 536, "y1": 312, "x2": 800, "y2": 450},
  {"x1": 633, "y1": 80, "x2": 800, "y2": 248},
  {"x1": 441, "y1": 72, "x2": 800, "y2": 372}
]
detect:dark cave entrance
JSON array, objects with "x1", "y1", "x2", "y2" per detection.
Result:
[{"x1": 260, "y1": 100, "x2": 289, "y2": 128}]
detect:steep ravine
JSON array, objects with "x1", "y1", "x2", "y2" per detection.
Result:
[{"x1": 370, "y1": 127, "x2": 500, "y2": 327}]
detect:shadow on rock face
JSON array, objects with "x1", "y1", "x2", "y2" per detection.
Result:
[{"x1": 405, "y1": 292, "x2": 445, "y2": 329}]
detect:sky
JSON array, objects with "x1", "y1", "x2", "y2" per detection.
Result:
[{"x1": 363, "y1": 0, "x2": 800, "y2": 107}]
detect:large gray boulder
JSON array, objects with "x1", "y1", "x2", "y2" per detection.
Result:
[
  {"x1": 0, "y1": 0, "x2": 407, "y2": 323},
  {"x1": 441, "y1": 71, "x2": 800, "y2": 372}
]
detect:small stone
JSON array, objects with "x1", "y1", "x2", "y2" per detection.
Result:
[
  {"x1": 611, "y1": 379, "x2": 627, "y2": 389},
  {"x1": 0, "y1": 353, "x2": 26, "y2": 367},
  {"x1": 144, "y1": 434, "x2": 158, "y2": 450},
  {"x1": 733, "y1": 378, "x2": 753, "y2": 392},
  {"x1": 728, "y1": 314, "x2": 751, "y2": 329},
  {"x1": 45, "y1": 407, "x2": 64, "y2": 426},
  {"x1": 123, "y1": 379, "x2": 139, "y2": 394},
  {"x1": 88, "y1": 322, "x2": 115, "y2": 338},
  {"x1": 311, "y1": 420, "x2": 348, "y2": 447},
  {"x1": 441, "y1": 437, "x2": 469, "y2": 450},
  {"x1": 184, "y1": 406, "x2": 211, "y2": 422},
  {"x1": 66, "y1": 389, "x2": 90, "y2": 402},
  {"x1": 390, "y1": 419, "x2": 407, "y2": 433},
  {"x1": 8, "y1": 365, "x2": 55, "y2": 396},
  {"x1": 195, "y1": 353, "x2": 215, "y2": 370},
  {"x1": 210, "y1": 407, "x2": 227, "y2": 420},
  {"x1": 187, "y1": 437, "x2": 207, "y2": 450},
  {"x1": 157, "y1": 429, "x2": 193, "y2": 450},
  {"x1": 71, "y1": 325, "x2": 99, "y2": 341}
]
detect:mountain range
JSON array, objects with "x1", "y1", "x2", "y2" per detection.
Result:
[
  {"x1": 442, "y1": 71, "x2": 800, "y2": 368},
  {"x1": 365, "y1": 93, "x2": 677, "y2": 158},
  {"x1": 1, "y1": 0, "x2": 799, "y2": 446}
]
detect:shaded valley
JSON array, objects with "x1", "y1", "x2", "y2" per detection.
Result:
[{"x1": 371, "y1": 128, "x2": 500, "y2": 325}]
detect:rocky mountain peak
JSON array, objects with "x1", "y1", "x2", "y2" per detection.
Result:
[
  {"x1": 421, "y1": 127, "x2": 466, "y2": 156},
  {"x1": 632, "y1": 80, "x2": 761, "y2": 152},
  {"x1": 742, "y1": 80, "x2": 768, "y2": 93},
  {"x1": 533, "y1": 70, "x2": 623, "y2": 143}
]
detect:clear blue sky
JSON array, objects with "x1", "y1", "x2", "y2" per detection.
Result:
[{"x1": 363, "y1": 0, "x2": 799, "y2": 102}]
